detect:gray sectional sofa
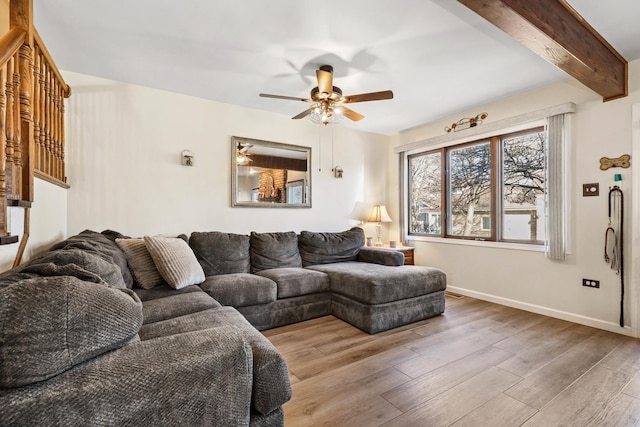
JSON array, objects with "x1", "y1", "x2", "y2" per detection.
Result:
[
  {"x1": 0, "y1": 227, "x2": 446, "y2": 426},
  {"x1": 192, "y1": 227, "x2": 446, "y2": 334}
]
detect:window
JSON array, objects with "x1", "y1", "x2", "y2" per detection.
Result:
[
  {"x1": 408, "y1": 127, "x2": 545, "y2": 244},
  {"x1": 502, "y1": 130, "x2": 546, "y2": 242},
  {"x1": 408, "y1": 151, "x2": 442, "y2": 235},
  {"x1": 448, "y1": 141, "x2": 492, "y2": 238},
  {"x1": 481, "y1": 216, "x2": 491, "y2": 231}
]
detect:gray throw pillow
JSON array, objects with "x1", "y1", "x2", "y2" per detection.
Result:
[
  {"x1": 116, "y1": 238, "x2": 164, "y2": 289},
  {"x1": 189, "y1": 231, "x2": 250, "y2": 276},
  {"x1": 0, "y1": 276, "x2": 143, "y2": 388},
  {"x1": 250, "y1": 231, "x2": 302, "y2": 273},
  {"x1": 298, "y1": 227, "x2": 365, "y2": 266}
]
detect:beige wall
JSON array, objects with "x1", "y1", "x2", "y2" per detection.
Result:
[
  {"x1": 390, "y1": 60, "x2": 640, "y2": 334},
  {"x1": 63, "y1": 71, "x2": 390, "y2": 239}
]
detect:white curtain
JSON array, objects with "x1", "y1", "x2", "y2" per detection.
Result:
[
  {"x1": 545, "y1": 114, "x2": 566, "y2": 260},
  {"x1": 399, "y1": 153, "x2": 406, "y2": 243}
]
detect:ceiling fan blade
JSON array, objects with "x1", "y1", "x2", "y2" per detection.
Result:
[
  {"x1": 316, "y1": 68, "x2": 333, "y2": 98},
  {"x1": 342, "y1": 90, "x2": 394, "y2": 103},
  {"x1": 260, "y1": 93, "x2": 313, "y2": 102},
  {"x1": 340, "y1": 106, "x2": 364, "y2": 122},
  {"x1": 292, "y1": 108, "x2": 313, "y2": 120}
]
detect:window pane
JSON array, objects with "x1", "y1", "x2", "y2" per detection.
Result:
[
  {"x1": 408, "y1": 152, "x2": 441, "y2": 234},
  {"x1": 502, "y1": 130, "x2": 546, "y2": 242},
  {"x1": 448, "y1": 142, "x2": 492, "y2": 237}
]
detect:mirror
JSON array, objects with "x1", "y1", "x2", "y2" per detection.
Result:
[{"x1": 231, "y1": 136, "x2": 311, "y2": 208}]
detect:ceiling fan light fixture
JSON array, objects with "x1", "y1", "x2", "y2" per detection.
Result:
[
  {"x1": 236, "y1": 141, "x2": 253, "y2": 165},
  {"x1": 309, "y1": 102, "x2": 344, "y2": 126},
  {"x1": 236, "y1": 153, "x2": 251, "y2": 165}
]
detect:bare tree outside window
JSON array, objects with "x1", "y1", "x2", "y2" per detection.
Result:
[
  {"x1": 502, "y1": 130, "x2": 546, "y2": 241},
  {"x1": 408, "y1": 152, "x2": 441, "y2": 234},
  {"x1": 449, "y1": 142, "x2": 491, "y2": 237},
  {"x1": 407, "y1": 126, "x2": 546, "y2": 244}
]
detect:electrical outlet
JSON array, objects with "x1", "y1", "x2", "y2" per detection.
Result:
[
  {"x1": 582, "y1": 183, "x2": 599, "y2": 196},
  {"x1": 582, "y1": 279, "x2": 600, "y2": 288}
]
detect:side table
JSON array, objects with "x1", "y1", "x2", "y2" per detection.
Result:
[{"x1": 371, "y1": 245, "x2": 415, "y2": 265}]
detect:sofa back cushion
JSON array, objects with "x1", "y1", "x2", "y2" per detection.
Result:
[
  {"x1": 250, "y1": 231, "x2": 302, "y2": 273},
  {"x1": 50, "y1": 230, "x2": 134, "y2": 289},
  {"x1": 298, "y1": 227, "x2": 365, "y2": 267},
  {"x1": 21, "y1": 248, "x2": 127, "y2": 288},
  {"x1": 0, "y1": 276, "x2": 143, "y2": 388},
  {"x1": 189, "y1": 232, "x2": 250, "y2": 276}
]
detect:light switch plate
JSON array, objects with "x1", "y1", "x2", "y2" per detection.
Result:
[{"x1": 582, "y1": 183, "x2": 599, "y2": 196}]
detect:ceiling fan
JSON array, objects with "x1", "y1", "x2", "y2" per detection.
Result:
[
  {"x1": 236, "y1": 141, "x2": 253, "y2": 165},
  {"x1": 260, "y1": 65, "x2": 393, "y2": 125}
]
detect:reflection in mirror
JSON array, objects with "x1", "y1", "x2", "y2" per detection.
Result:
[{"x1": 231, "y1": 136, "x2": 311, "y2": 208}]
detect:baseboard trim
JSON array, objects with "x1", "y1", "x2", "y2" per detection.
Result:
[{"x1": 447, "y1": 286, "x2": 633, "y2": 337}]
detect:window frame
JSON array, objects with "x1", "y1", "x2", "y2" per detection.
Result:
[{"x1": 406, "y1": 126, "x2": 545, "y2": 245}]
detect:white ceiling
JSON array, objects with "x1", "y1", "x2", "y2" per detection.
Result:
[{"x1": 33, "y1": 0, "x2": 640, "y2": 136}]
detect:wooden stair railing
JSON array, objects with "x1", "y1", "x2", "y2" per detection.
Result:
[
  {"x1": 33, "y1": 28, "x2": 71, "y2": 187},
  {"x1": 0, "y1": 0, "x2": 71, "y2": 262}
]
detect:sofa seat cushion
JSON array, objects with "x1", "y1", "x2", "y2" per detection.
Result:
[
  {"x1": 0, "y1": 276, "x2": 142, "y2": 388},
  {"x1": 139, "y1": 306, "x2": 291, "y2": 416},
  {"x1": 200, "y1": 274, "x2": 276, "y2": 307},
  {"x1": 307, "y1": 262, "x2": 446, "y2": 305},
  {"x1": 237, "y1": 293, "x2": 332, "y2": 331},
  {"x1": 250, "y1": 231, "x2": 302, "y2": 273},
  {"x1": 298, "y1": 227, "x2": 365, "y2": 267},
  {"x1": 189, "y1": 231, "x2": 250, "y2": 276},
  {"x1": 141, "y1": 292, "x2": 221, "y2": 324},
  {"x1": 255, "y1": 267, "x2": 329, "y2": 299},
  {"x1": 133, "y1": 283, "x2": 203, "y2": 302}
]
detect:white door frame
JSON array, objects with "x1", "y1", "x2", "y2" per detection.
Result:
[{"x1": 631, "y1": 104, "x2": 640, "y2": 337}]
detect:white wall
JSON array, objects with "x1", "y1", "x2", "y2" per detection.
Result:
[
  {"x1": 390, "y1": 60, "x2": 640, "y2": 334},
  {"x1": 0, "y1": 179, "x2": 67, "y2": 271},
  {"x1": 63, "y1": 71, "x2": 390, "y2": 239}
]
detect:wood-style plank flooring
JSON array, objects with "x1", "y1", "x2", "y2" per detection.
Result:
[{"x1": 264, "y1": 294, "x2": 640, "y2": 426}]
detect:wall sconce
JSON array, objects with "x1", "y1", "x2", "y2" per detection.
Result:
[
  {"x1": 181, "y1": 150, "x2": 194, "y2": 166},
  {"x1": 367, "y1": 205, "x2": 392, "y2": 246},
  {"x1": 333, "y1": 166, "x2": 343, "y2": 178}
]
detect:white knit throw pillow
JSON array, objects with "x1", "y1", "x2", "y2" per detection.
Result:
[{"x1": 143, "y1": 235, "x2": 205, "y2": 289}]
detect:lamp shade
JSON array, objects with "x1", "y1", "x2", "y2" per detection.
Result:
[{"x1": 368, "y1": 205, "x2": 392, "y2": 223}]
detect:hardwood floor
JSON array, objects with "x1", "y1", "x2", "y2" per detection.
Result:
[{"x1": 264, "y1": 295, "x2": 640, "y2": 426}]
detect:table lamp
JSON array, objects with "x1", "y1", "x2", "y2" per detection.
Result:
[{"x1": 367, "y1": 205, "x2": 392, "y2": 246}]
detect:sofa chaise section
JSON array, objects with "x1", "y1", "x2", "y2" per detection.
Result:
[{"x1": 299, "y1": 228, "x2": 447, "y2": 333}]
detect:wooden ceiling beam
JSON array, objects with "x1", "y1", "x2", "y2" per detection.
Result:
[
  {"x1": 457, "y1": 0, "x2": 627, "y2": 101},
  {"x1": 247, "y1": 154, "x2": 307, "y2": 171}
]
